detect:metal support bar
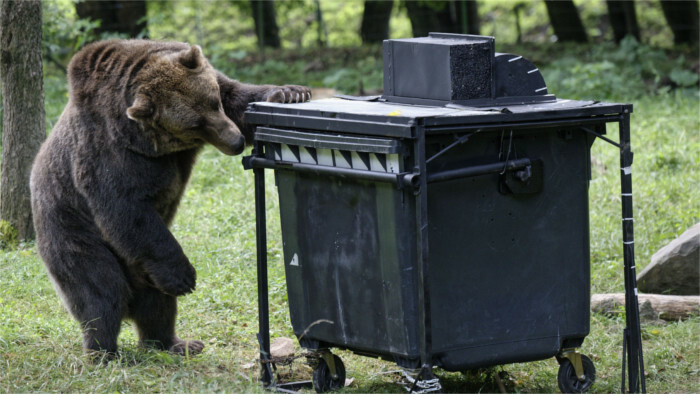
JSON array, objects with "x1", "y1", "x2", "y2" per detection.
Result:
[
  {"x1": 244, "y1": 156, "x2": 420, "y2": 189},
  {"x1": 414, "y1": 124, "x2": 434, "y2": 378},
  {"x1": 427, "y1": 158, "x2": 531, "y2": 183},
  {"x1": 618, "y1": 112, "x2": 646, "y2": 393},
  {"x1": 252, "y1": 146, "x2": 275, "y2": 387},
  {"x1": 581, "y1": 126, "x2": 621, "y2": 148},
  {"x1": 245, "y1": 155, "x2": 532, "y2": 188},
  {"x1": 425, "y1": 133, "x2": 471, "y2": 164}
]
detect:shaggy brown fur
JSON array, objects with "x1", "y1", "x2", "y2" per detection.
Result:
[{"x1": 30, "y1": 39, "x2": 310, "y2": 358}]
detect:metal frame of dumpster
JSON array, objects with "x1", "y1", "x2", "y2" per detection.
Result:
[{"x1": 243, "y1": 98, "x2": 645, "y2": 393}]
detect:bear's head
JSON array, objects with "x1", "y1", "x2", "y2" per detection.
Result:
[{"x1": 126, "y1": 45, "x2": 245, "y2": 156}]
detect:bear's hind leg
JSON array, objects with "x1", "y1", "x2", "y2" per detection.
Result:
[
  {"x1": 41, "y1": 241, "x2": 129, "y2": 358},
  {"x1": 81, "y1": 312, "x2": 122, "y2": 361},
  {"x1": 70, "y1": 265, "x2": 128, "y2": 358},
  {"x1": 128, "y1": 286, "x2": 204, "y2": 356}
]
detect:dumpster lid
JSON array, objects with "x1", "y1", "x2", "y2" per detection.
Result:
[{"x1": 245, "y1": 98, "x2": 632, "y2": 138}]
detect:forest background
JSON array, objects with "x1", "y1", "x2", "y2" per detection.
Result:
[{"x1": 1, "y1": 0, "x2": 699, "y2": 392}]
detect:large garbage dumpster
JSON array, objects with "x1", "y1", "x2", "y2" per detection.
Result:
[{"x1": 243, "y1": 34, "x2": 645, "y2": 393}]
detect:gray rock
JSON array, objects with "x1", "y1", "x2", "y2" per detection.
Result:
[
  {"x1": 270, "y1": 337, "x2": 295, "y2": 359},
  {"x1": 637, "y1": 223, "x2": 699, "y2": 295}
]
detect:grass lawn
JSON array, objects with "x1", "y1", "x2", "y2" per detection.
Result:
[{"x1": 1, "y1": 44, "x2": 698, "y2": 392}]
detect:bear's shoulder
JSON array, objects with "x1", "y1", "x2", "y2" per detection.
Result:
[{"x1": 67, "y1": 40, "x2": 189, "y2": 92}]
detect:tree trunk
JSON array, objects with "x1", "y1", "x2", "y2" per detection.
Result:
[
  {"x1": 606, "y1": 0, "x2": 640, "y2": 43},
  {"x1": 0, "y1": 0, "x2": 45, "y2": 240},
  {"x1": 404, "y1": 1, "x2": 436, "y2": 37},
  {"x1": 659, "y1": 0, "x2": 699, "y2": 45},
  {"x1": 404, "y1": 0, "x2": 460, "y2": 37},
  {"x1": 251, "y1": 0, "x2": 280, "y2": 48},
  {"x1": 543, "y1": 0, "x2": 588, "y2": 42},
  {"x1": 75, "y1": 0, "x2": 147, "y2": 38},
  {"x1": 460, "y1": 0, "x2": 479, "y2": 35},
  {"x1": 314, "y1": 0, "x2": 327, "y2": 47},
  {"x1": 404, "y1": 1, "x2": 479, "y2": 38},
  {"x1": 360, "y1": 0, "x2": 394, "y2": 44},
  {"x1": 591, "y1": 293, "x2": 700, "y2": 321}
]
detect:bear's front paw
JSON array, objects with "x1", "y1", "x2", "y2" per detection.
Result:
[
  {"x1": 264, "y1": 85, "x2": 312, "y2": 104},
  {"x1": 149, "y1": 256, "x2": 197, "y2": 296}
]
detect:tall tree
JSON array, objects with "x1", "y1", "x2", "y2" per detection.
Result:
[
  {"x1": 543, "y1": 0, "x2": 588, "y2": 42},
  {"x1": 75, "y1": 0, "x2": 147, "y2": 38},
  {"x1": 659, "y1": 0, "x2": 699, "y2": 45},
  {"x1": 461, "y1": 0, "x2": 480, "y2": 35},
  {"x1": 361, "y1": 0, "x2": 394, "y2": 44},
  {"x1": 251, "y1": 0, "x2": 280, "y2": 48},
  {"x1": 403, "y1": 1, "x2": 478, "y2": 38},
  {"x1": 0, "y1": 0, "x2": 45, "y2": 240},
  {"x1": 606, "y1": 0, "x2": 640, "y2": 43}
]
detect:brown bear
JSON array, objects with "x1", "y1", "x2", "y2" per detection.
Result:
[{"x1": 29, "y1": 39, "x2": 310, "y2": 358}]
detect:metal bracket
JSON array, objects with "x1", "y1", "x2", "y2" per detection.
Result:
[
  {"x1": 426, "y1": 133, "x2": 472, "y2": 164},
  {"x1": 319, "y1": 351, "x2": 338, "y2": 380},
  {"x1": 560, "y1": 349, "x2": 586, "y2": 382}
]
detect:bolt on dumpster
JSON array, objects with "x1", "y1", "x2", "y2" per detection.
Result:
[{"x1": 243, "y1": 33, "x2": 645, "y2": 393}]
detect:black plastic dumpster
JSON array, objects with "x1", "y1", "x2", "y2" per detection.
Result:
[{"x1": 243, "y1": 34, "x2": 645, "y2": 393}]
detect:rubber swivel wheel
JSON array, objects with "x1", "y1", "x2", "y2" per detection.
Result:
[
  {"x1": 312, "y1": 354, "x2": 346, "y2": 393},
  {"x1": 557, "y1": 354, "x2": 596, "y2": 393}
]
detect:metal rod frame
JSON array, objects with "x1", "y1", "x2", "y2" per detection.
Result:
[
  {"x1": 253, "y1": 141, "x2": 274, "y2": 387},
  {"x1": 413, "y1": 122, "x2": 438, "y2": 384},
  {"x1": 618, "y1": 112, "x2": 646, "y2": 393}
]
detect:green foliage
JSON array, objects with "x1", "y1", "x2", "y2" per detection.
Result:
[
  {"x1": 147, "y1": 1, "x2": 257, "y2": 53},
  {"x1": 318, "y1": 1, "x2": 362, "y2": 47},
  {"x1": 322, "y1": 55, "x2": 383, "y2": 94},
  {"x1": 633, "y1": 0, "x2": 677, "y2": 48},
  {"x1": 43, "y1": 72, "x2": 70, "y2": 134},
  {"x1": 42, "y1": 0, "x2": 101, "y2": 68},
  {"x1": 480, "y1": 0, "x2": 677, "y2": 46},
  {"x1": 480, "y1": 0, "x2": 551, "y2": 43},
  {"x1": 0, "y1": 220, "x2": 18, "y2": 249},
  {"x1": 208, "y1": 45, "x2": 385, "y2": 94},
  {"x1": 669, "y1": 68, "x2": 700, "y2": 88},
  {"x1": 540, "y1": 37, "x2": 699, "y2": 101}
]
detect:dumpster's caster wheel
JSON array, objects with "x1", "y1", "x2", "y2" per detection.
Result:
[
  {"x1": 557, "y1": 354, "x2": 595, "y2": 393},
  {"x1": 313, "y1": 354, "x2": 346, "y2": 393}
]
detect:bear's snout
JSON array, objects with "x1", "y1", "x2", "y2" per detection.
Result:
[{"x1": 203, "y1": 115, "x2": 245, "y2": 156}]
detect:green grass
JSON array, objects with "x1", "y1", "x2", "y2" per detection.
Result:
[{"x1": 2, "y1": 43, "x2": 699, "y2": 392}]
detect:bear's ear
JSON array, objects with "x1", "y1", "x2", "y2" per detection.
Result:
[
  {"x1": 127, "y1": 95, "x2": 154, "y2": 121},
  {"x1": 177, "y1": 45, "x2": 205, "y2": 70}
]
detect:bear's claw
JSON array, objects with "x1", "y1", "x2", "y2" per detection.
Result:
[{"x1": 265, "y1": 85, "x2": 312, "y2": 104}]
